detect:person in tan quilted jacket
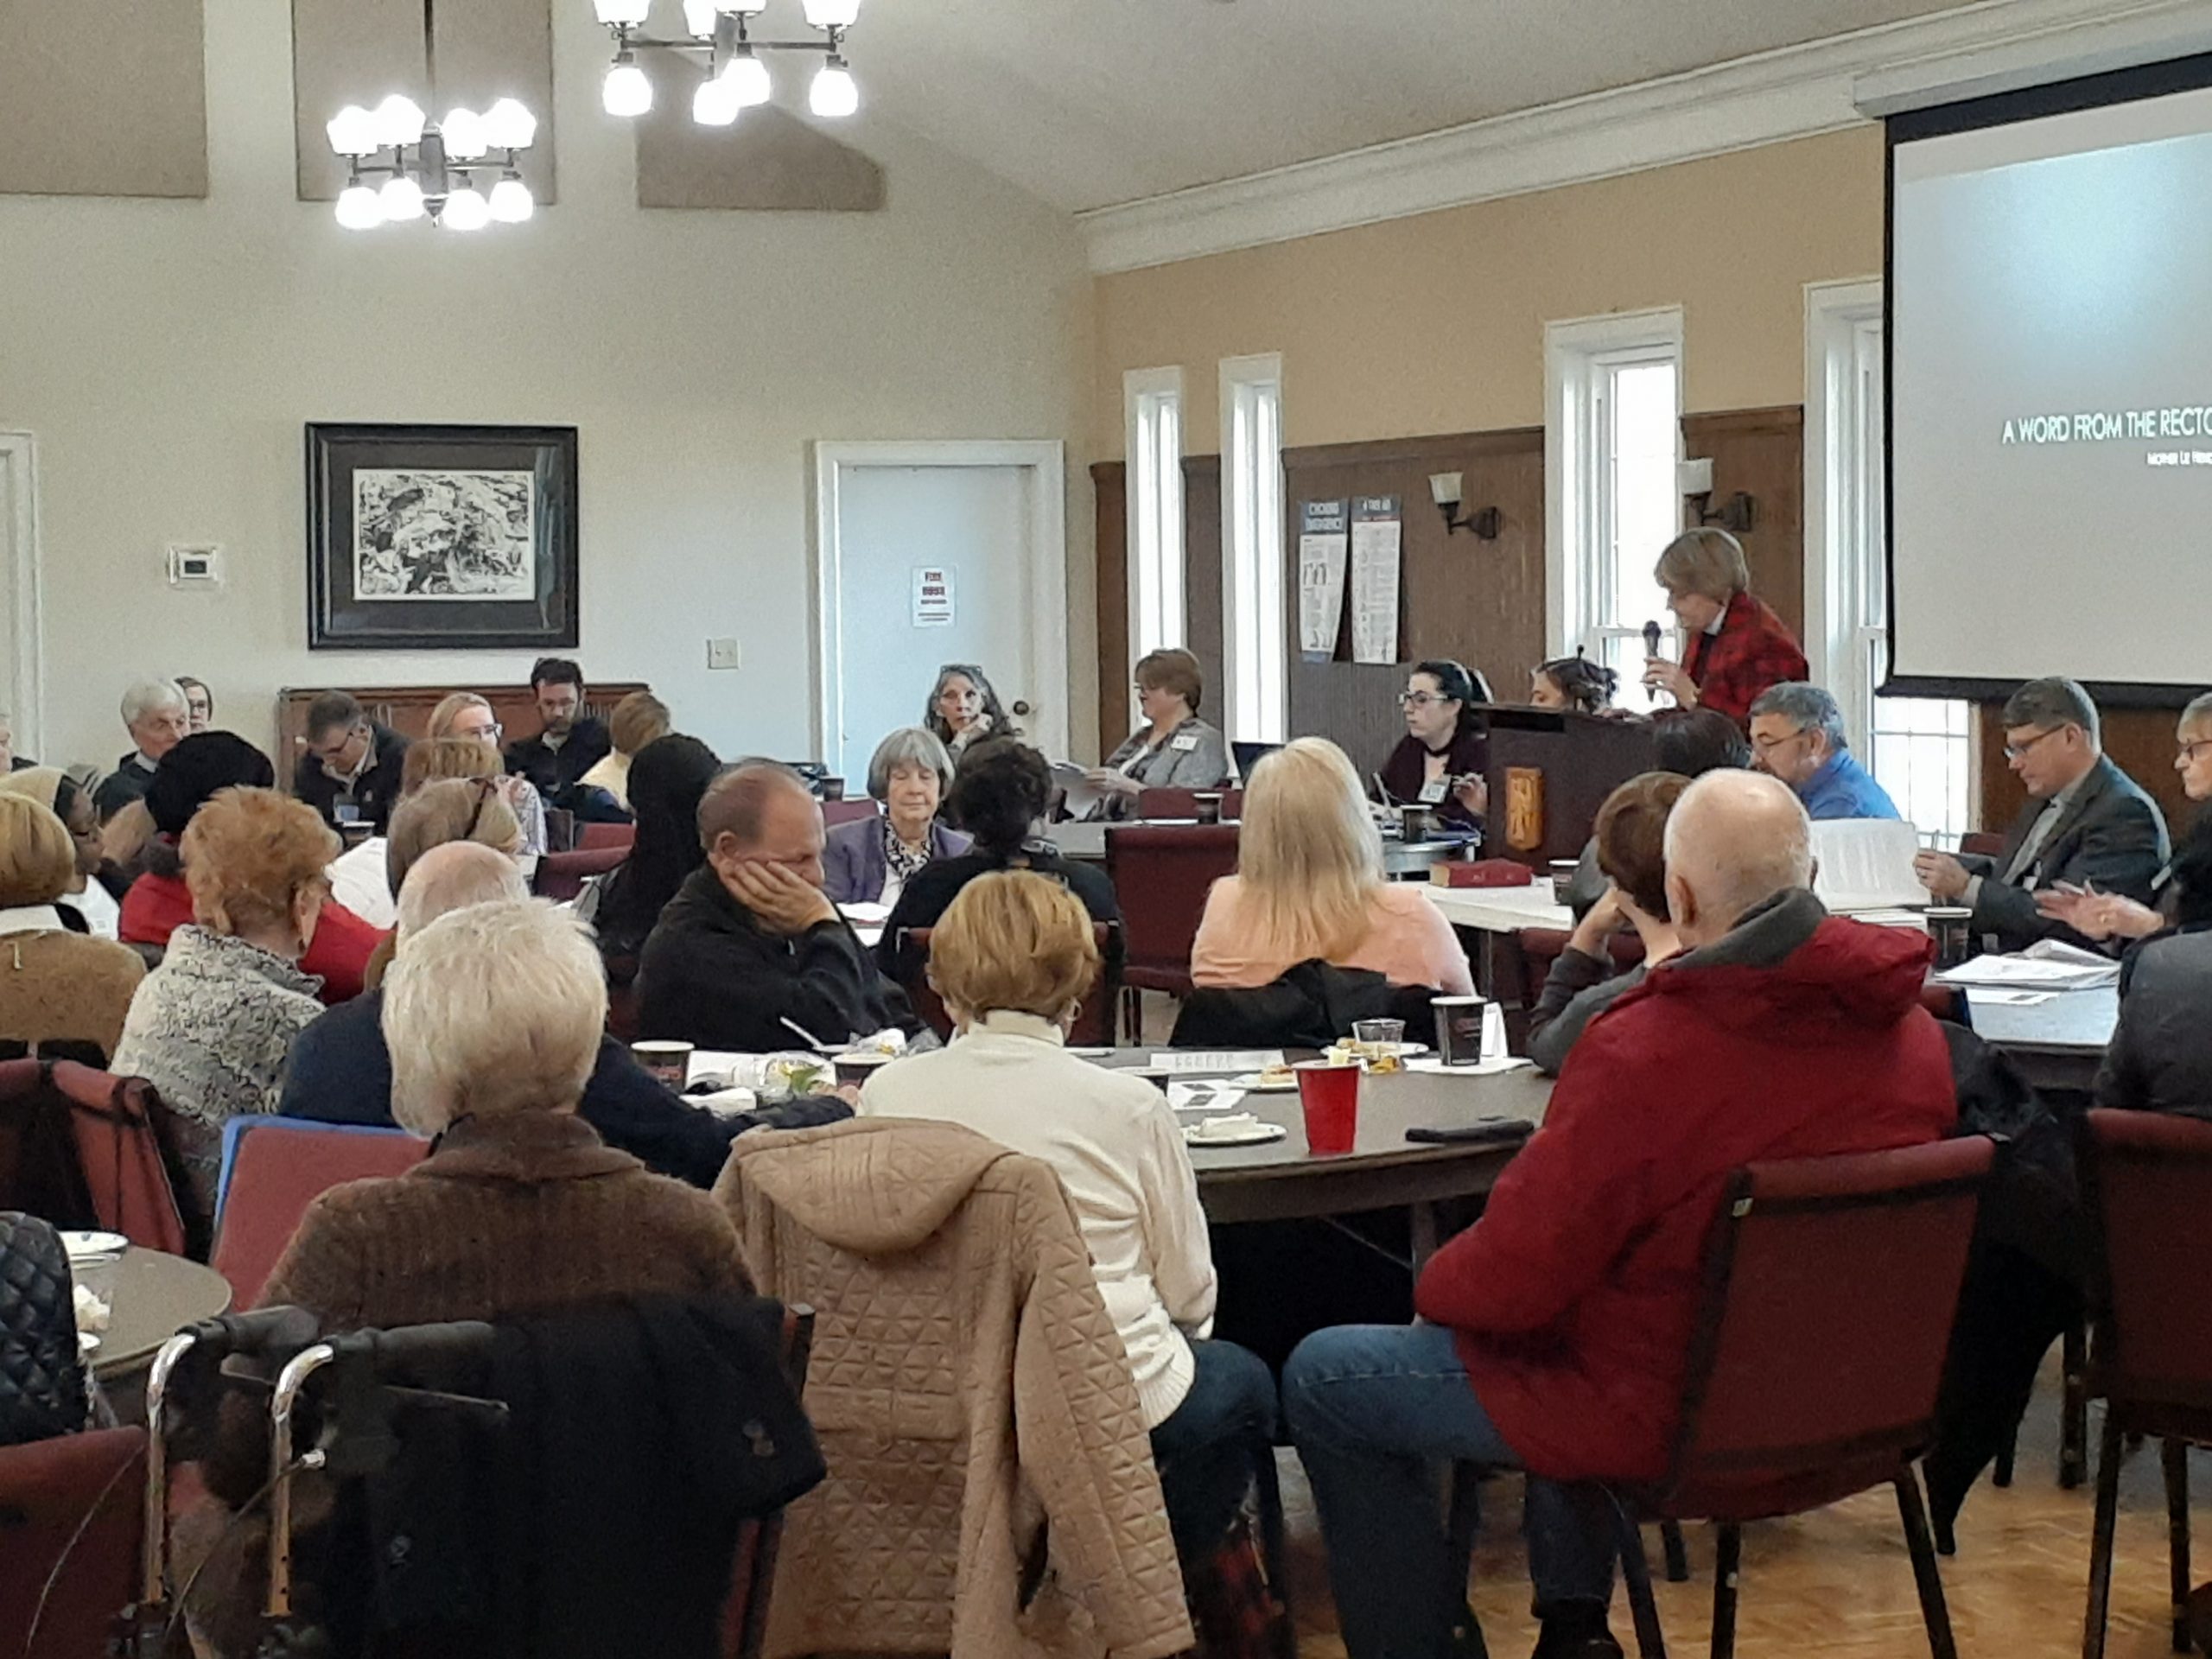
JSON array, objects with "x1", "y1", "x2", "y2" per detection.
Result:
[
  {"x1": 718, "y1": 1114, "x2": 1193, "y2": 1659},
  {"x1": 0, "y1": 793, "x2": 143, "y2": 1060}
]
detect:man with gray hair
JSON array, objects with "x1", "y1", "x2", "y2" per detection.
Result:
[
  {"x1": 92, "y1": 678, "x2": 191, "y2": 821},
  {"x1": 1914, "y1": 676, "x2": 2167, "y2": 952},
  {"x1": 1282, "y1": 768, "x2": 1956, "y2": 1659},
  {"x1": 1747, "y1": 682, "x2": 1898, "y2": 821},
  {"x1": 279, "y1": 842, "x2": 829, "y2": 1184}
]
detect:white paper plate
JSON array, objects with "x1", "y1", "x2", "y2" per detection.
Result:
[
  {"x1": 1066, "y1": 1047, "x2": 1116, "y2": 1058},
  {"x1": 61, "y1": 1230, "x2": 127, "y2": 1263},
  {"x1": 1184, "y1": 1117, "x2": 1289, "y2": 1147}
]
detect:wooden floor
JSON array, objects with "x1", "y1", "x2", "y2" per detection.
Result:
[{"x1": 1278, "y1": 1360, "x2": 2199, "y2": 1658}]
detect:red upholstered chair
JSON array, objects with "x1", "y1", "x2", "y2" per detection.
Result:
[
  {"x1": 1103, "y1": 823, "x2": 1241, "y2": 1039},
  {"x1": 0, "y1": 1426, "x2": 146, "y2": 1659},
  {"x1": 1516, "y1": 926, "x2": 1645, "y2": 988},
  {"x1": 1133, "y1": 787, "x2": 1244, "y2": 823},
  {"x1": 2079, "y1": 1109, "x2": 2212, "y2": 1658},
  {"x1": 577, "y1": 821, "x2": 636, "y2": 853},
  {"x1": 533, "y1": 845, "x2": 627, "y2": 904},
  {"x1": 1959, "y1": 831, "x2": 2005, "y2": 860},
  {"x1": 211, "y1": 1118, "x2": 429, "y2": 1306},
  {"x1": 893, "y1": 925, "x2": 1121, "y2": 1050},
  {"x1": 821, "y1": 799, "x2": 880, "y2": 830},
  {"x1": 1457, "y1": 1137, "x2": 1992, "y2": 1659},
  {"x1": 0, "y1": 1058, "x2": 187, "y2": 1255}
]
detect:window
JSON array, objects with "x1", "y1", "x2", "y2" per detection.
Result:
[
  {"x1": 1123, "y1": 367, "x2": 1185, "y2": 664},
  {"x1": 1221, "y1": 354, "x2": 1286, "y2": 742},
  {"x1": 1807, "y1": 283, "x2": 1973, "y2": 845},
  {"x1": 1547, "y1": 310, "x2": 1683, "y2": 715}
]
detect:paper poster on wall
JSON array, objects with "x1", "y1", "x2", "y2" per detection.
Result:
[
  {"x1": 1297, "y1": 499, "x2": 1349, "y2": 658},
  {"x1": 1349, "y1": 496, "x2": 1402, "y2": 664},
  {"x1": 912, "y1": 564, "x2": 955, "y2": 626}
]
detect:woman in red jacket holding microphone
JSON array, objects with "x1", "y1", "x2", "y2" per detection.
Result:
[{"x1": 1640, "y1": 528, "x2": 1807, "y2": 728}]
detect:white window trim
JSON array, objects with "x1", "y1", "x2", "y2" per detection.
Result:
[
  {"x1": 1220, "y1": 353, "x2": 1287, "y2": 743},
  {"x1": 0, "y1": 433, "x2": 42, "y2": 761},
  {"x1": 1802, "y1": 278, "x2": 1885, "y2": 750},
  {"x1": 1123, "y1": 366, "x2": 1185, "y2": 674},
  {"x1": 1543, "y1": 306, "x2": 1684, "y2": 669}
]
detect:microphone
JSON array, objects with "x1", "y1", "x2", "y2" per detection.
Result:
[{"x1": 1643, "y1": 620, "x2": 1662, "y2": 658}]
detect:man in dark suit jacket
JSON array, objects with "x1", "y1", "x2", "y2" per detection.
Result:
[
  {"x1": 291, "y1": 690, "x2": 410, "y2": 834},
  {"x1": 1915, "y1": 677, "x2": 2168, "y2": 953},
  {"x1": 504, "y1": 656, "x2": 613, "y2": 810}
]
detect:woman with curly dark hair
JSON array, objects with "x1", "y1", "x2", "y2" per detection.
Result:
[{"x1": 1529, "y1": 653, "x2": 1618, "y2": 715}]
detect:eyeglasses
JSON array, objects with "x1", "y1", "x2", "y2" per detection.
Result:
[
  {"x1": 462, "y1": 776, "x2": 501, "y2": 841},
  {"x1": 2003, "y1": 726, "x2": 2069, "y2": 761},
  {"x1": 1751, "y1": 729, "x2": 1812, "y2": 754},
  {"x1": 2180, "y1": 738, "x2": 2212, "y2": 763},
  {"x1": 459, "y1": 722, "x2": 505, "y2": 744},
  {"x1": 308, "y1": 725, "x2": 365, "y2": 763},
  {"x1": 1398, "y1": 692, "x2": 1458, "y2": 710}
]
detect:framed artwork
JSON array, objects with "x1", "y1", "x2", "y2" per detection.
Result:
[{"x1": 306, "y1": 422, "x2": 579, "y2": 651}]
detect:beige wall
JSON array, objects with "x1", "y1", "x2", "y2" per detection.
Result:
[{"x1": 1094, "y1": 125, "x2": 1885, "y2": 455}]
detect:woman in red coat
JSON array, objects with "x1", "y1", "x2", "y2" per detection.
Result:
[{"x1": 1641, "y1": 528, "x2": 1807, "y2": 728}]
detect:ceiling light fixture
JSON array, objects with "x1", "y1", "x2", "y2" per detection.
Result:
[
  {"x1": 325, "y1": 0, "x2": 537, "y2": 232},
  {"x1": 592, "y1": 0, "x2": 862, "y2": 130}
]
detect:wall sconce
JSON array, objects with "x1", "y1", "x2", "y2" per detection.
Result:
[
  {"x1": 1427, "y1": 472, "x2": 1500, "y2": 539},
  {"x1": 1675, "y1": 458, "x2": 1756, "y2": 534}
]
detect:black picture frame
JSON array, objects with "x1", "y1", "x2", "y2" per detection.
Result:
[{"x1": 306, "y1": 422, "x2": 580, "y2": 652}]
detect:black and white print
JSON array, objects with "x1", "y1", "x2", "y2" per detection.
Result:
[{"x1": 353, "y1": 468, "x2": 536, "y2": 601}]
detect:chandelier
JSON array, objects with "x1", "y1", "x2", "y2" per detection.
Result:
[
  {"x1": 591, "y1": 0, "x2": 863, "y2": 127},
  {"x1": 323, "y1": 0, "x2": 539, "y2": 231}
]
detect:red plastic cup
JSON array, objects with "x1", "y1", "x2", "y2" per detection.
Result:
[{"x1": 1295, "y1": 1060, "x2": 1362, "y2": 1155}]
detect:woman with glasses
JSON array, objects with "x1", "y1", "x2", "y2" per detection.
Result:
[
  {"x1": 1640, "y1": 528, "x2": 1807, "y2": 727},
  {"x1": 2037, "y1": 691, "x2": 2212, "y2": 944},
  {"x1": 922, "y1": 664, "x2": 1020, "y2": 761},
  {"x1": 1084, "y1": 649, "x2": 1234, "y2": 819},
  {"x1": 1377, "y1": 659, "x2": 1491, "y2": 830},
  {"x1": 429, "y1": 690, "x2": 550, "y2": 867}
]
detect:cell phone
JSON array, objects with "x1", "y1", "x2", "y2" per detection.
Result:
[{"x1": 1405, "y1": 1117, "x2": 1534, "y2": 1148}]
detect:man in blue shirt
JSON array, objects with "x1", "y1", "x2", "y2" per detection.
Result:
[{"x1": 1748, "y1": 682, "x2": 1900, "y2": 821}]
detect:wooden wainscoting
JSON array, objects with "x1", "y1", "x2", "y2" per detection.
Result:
[
  {"x1": 275, "y1": 683, "x2": 649, "y2": 770},
  {"x1": 1681, "y1": 405, "x2": 1806, "y2": 645},
  {"x1": 1975, "y1": 703, "x2": 2192, "y2": 838}
]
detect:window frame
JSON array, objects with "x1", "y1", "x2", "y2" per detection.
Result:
[
  {"x1": 1122, "y1": 365, "x2": 1185, "y2": 672},
  {"x1": 1220, "y1": 353, "x2": 1286, "y2": 744}
]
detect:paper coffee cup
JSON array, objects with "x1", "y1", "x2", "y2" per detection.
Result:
[
  {"x1": 1433, "y1": 995, "x2": 1487, "y2": 1067},
  {"x1": 631, "y1": 1039, "x2": 695, "y2": 1087}
]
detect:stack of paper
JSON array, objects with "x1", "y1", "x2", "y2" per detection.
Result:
[
  {"x1": 1936, "y1": 940, "x2": 2120, "y2": 991},
  {"x1": 1811, "y1": 820, "x2": 1929, "y2": 913},
  {"x1": 1050, "y1": 760, "x2": 1106, "y2": 820}
]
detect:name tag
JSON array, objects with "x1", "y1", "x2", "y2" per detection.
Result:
[
  {"x1": 1171, "y1": 734, "x2": 1199, "y2": 753},
  {"x1": 1417, "y1": 779, "x2": 1450, "y2": 805}
]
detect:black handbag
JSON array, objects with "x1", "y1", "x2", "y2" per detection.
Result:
[{"x1": 0, "y1": 1211, "x2": 90, "y2": 1446}]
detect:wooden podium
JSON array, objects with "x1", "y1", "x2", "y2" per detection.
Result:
[{"x1": 1480, "y1": 707, "x2": 1659, "y2": 867}]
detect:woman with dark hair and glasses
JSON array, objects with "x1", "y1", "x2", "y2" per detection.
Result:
[{"x1": 1377, "y1": 658, "x2": 1491, "y2": 830}]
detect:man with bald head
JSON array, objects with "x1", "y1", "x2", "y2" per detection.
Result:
[
  {"x1": 1282, "y1": 770, "x2": 1958, "y2": 1659},
  {"x1": 636, "y1": 761, "x2": 911, "y2": 1053},
  {"x1": 279, "y1": 842, "x2": 815, "y2": 1184}
]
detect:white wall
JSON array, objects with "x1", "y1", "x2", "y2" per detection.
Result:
[{"x1": 0, "y1": 0, "x2": 1096, "y2": 770}]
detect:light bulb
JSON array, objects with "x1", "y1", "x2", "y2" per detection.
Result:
[
  {"x1": 441, "y1": 106, "x2": 487, "y2": 160},
  {"x1": 334, "y1": 182, "x2": 385, "y2": 229},
  {"x1": 693, "y1": 74, "x2": 741, "y2": 126},
  {"x1": 371, "y1": 93, "x2": 426, "y2": 149},
  {"x1": 378, "y1": 174, "x2": 426, "y2": 221},
  {"x1": 801, "y1": 0, "x2": 860, "y2": 27},
  {"x1": 721, "y1": 49, "x2": 771, "y2": 108},
  {"x1": 810, "y1": 58, "x2": 858, "y2": 118},
  {"x1": 683, "y1": 0, "x2": 718, "y2": 36},
  {"x1": 488, "y1": 174, "x2": 534, "y2": 223},
  {"x1": 325, "y1": 104, "x2": 378, "y2": 157},
  {"x1": 442, "y1": 186, "x2": 492, "y2": 231},
  {"x1": 592, "y1": 0, "x2": 652, "y2": 22},
  {"x1": 480, "y1": 97, "x2": 537, "y2": 151},
  {"x1": 602, "y1": 59, "x2": 653, "y2": 118}
]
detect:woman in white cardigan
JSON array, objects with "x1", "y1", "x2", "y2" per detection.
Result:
[{"x1": 857, "y1": 869, "x2": 1275, "y2": 1561}]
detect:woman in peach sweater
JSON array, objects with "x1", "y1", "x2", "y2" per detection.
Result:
[{"x1": 1191, "y1": 737, "x2": 1473, "y2": 995}]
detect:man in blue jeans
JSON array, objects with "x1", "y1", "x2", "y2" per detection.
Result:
[{"x1": 1284, "y1": 772, "x2": 1959, "y2": 1657}]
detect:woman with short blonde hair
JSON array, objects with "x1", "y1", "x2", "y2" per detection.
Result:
[
  {"x1": 0, "y1": 794, "x2": 144, "y2": 1060},
  {"x1": 427, "y1": 690, "x2": 550, "y2": 864},
  {"x1": 861, "y1": 869, "x2": 1274, "y2": 1562},
  {"x1": 113, "y1": 788, "x2": 337, "y2": 1228},
  {"x1": 1191, "y1": 737, "x2": 1472, "y2": 994},
  {"x1": 1643, "y1": 527, "x2": 1806, "y2": 726}
]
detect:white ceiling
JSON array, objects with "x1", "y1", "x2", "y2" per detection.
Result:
[{"x1": 836, "y1": 0, "x2": 1988, "y2": 212}]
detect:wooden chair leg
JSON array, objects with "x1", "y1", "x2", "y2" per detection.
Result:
[
  {"x1": 1607, "y1": 1496, "x2": 1667, "y2": 1659},
  {"x1": 1661, "y1": 1519, "x2": 1690, "y2": 1583},
  {"x1": 2062, "y1": 1322, "x2": 2090, "y2": 1490},
  {"x1": 2084, "y1": 1415, "x2": 2126, "y2": 1659},
  {"x1": 1710, "y1": 1523, "x2": 1742, "y2": 1659},
  {"x1": 2164, "y1": 1439, "x2": 2190, "y2": 1656},
  {"x1": 1895, "y1": 1468, "x2": 1960, "y2": 1659}
]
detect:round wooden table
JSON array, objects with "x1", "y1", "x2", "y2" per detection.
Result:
[{"x1": 74, "y1": 1246, "x2": 232, "y2": 1380}]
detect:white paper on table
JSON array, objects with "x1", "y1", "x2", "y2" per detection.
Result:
[
  {"x1": 1851, "y1": 907, "x2": 1933, "y2": 929},
  {"x1": 1936, "y1": 947, "x2": 2119, "y2": 990},
  {"x1": 1168, "y1": 1080, "x2": 1248, "y2": 1114},
  {"x1": 1148, "y1": 1050, "x2": 1285, "y2": 1076},
  {"x1": 838, "y1": 900, "x2": 892, "y2": 928},
  {"x1": 1967, "y1": 989, "x2": 2059, "y2": 1006},
  {"x1": 1050, "y1": 760, "x2": 1107, "y2": 820},
  {"x1": 1811, "y1": 819, "x2": 1929, "y2": 912},
  {"x1": 1481, "y1": 1000, "x2": 1508, "y2": 1061},
  {"x1": 1349, "y1": 498, "x2": 1402, "y2": 665},
  {"x1": 1406, "y1": 1055, "x2": 1534, "y2": 1076}
]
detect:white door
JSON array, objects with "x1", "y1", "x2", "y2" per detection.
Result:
[{"x1": 815, "y1": 442, "x2": 1067, "y2": 780}]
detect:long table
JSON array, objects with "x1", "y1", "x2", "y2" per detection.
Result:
[{"x1": 1961, "y1": 985, "x2": 2117, "y2": 1094}]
